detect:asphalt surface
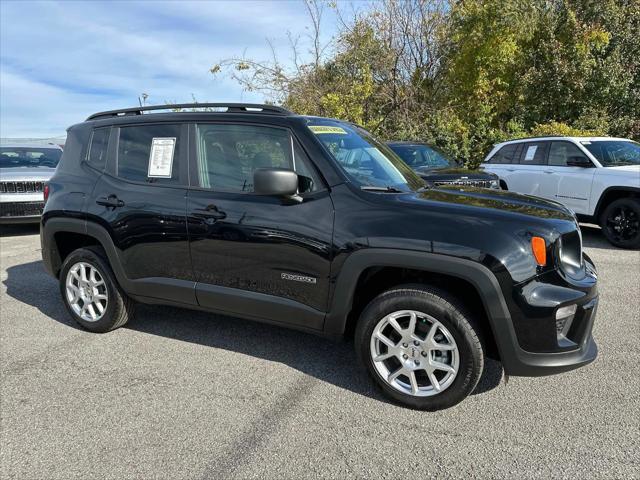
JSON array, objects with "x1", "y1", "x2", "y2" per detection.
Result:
[{"x1": 1, "y1": 224, "x2": 639, "y2": 479}]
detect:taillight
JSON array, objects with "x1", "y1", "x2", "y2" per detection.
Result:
[
  {"x1": 531, "y1": 236, "x2": 547, "y2": 266},
  {"x1": 43, "y1": 183, "x2": 50, "y2": 203}
]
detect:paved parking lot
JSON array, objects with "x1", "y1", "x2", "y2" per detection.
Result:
[{"x1": 1, "y1": 224, "x2": 639, "y2": 479}]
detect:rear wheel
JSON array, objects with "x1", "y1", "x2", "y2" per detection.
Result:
[
  {"x1": 599, "y1": 198, "x2": 640, "y2": 249},
  {"x1": 355, "y1": 284, "x2": 485, "y2": 410},
  {"x1": 59, "y1": 247, "x2": 135, "y2": 332}
]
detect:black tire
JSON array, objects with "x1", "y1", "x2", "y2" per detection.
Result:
[
  {"x1": 599, "y1": 197, "x2": 640, "y2": 249},
  {"x1": 59, "y1": 247, "x2": 135, "y2": 332},
  {"x1": 355, "y1": 284, "x2": 484, "y2": 410}
]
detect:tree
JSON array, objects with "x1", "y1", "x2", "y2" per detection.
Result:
[{"x1": 211, "y1": 0, "x2": 639, "y2": 167}]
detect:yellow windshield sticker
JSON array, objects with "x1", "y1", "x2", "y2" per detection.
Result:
[{"x1": 309, "y1": 125, "x2": 348, "y2": 135}]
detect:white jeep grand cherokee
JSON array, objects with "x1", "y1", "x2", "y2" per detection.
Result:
[{"x1": 482, "y1": 137, "x2": 640, "y2": 248}]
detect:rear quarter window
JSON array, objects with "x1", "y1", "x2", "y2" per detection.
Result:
[
  {"x1": 489, "y1": 144, "x2": 519, "y2": 164},
  {"x1": 86, "y1": 127, "x2": 110, "y2": 170}
]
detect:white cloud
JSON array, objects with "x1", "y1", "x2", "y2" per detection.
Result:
[{"x1": 0, "y1": 0, "x2": 336, "y2": 137}]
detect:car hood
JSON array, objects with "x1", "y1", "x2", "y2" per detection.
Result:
[
  {"x1": 414, "y1": 166, "x2": 498, "y2": 180},
  {"x1": 0, "y1": 167, "x2": 56, "y2": 181},
  {"x1": 401, "y1": 185, "x2": 575, "y2": 221}
]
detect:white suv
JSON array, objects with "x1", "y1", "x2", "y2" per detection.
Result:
[{"x1": 482, "y1": 137, "x2": 640, "y2": 248}]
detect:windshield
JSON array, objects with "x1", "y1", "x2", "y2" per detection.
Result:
[
  {"x1": 0, "y1": 147, "x2": 61, "y2": 169},
  {"x1": 305, "y1": 119, "x2": 424, "y2": 191},
  {"x1": 582, "y1": 140, "x2": 640, "y2": 167},
  {"x1": 388, "y1": 144, "x2": 455, "y2": 170}
]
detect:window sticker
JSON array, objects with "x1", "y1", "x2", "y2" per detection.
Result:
[
  {"x1": 524, "y1": 145, "x2": 538, "y2": 161},
  {"x1": 309, "y1": 125, "x2": 348, "y2": 135},
  {"x1": 148, "y1": 137, "x2": 176, "y2": 178},
  {"x1": 580, "y1": 141, "x2": 592, "y2": 145}
]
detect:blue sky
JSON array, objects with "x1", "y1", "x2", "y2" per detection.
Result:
[{"x1": 0, "y1": 0, "x2": 339, "y2": 137}]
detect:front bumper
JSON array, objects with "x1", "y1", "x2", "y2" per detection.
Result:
[
  {"x1": 0, "y1": 200, "x2": 45, "y2": 223},
  {"x1": 496, "y1": 255, "x2": 599, "y2": 377},
  {"x1": 501, "y1": 297, "x2": 598, "y2": 376}
]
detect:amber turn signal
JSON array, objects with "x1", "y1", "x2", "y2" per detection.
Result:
[{"x1": 531, "y1": 236, "x2": 546, "y2": 266}]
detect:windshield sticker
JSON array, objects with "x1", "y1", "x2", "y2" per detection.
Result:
[
  {"x1": 309, "y1": 125, "x2": 348, "y2": 135},
  {"x1": 148, "y1": 137, "x2": 176, "y2": 178},
  {"x1": 524, "y1": 145, "x2": 538, "y2": 161}
]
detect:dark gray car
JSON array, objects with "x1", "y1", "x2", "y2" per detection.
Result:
[{"x1": 387, "y1": 141, "x2": 500, "y2": 189}]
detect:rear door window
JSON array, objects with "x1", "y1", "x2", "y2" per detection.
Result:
[
  {"x1": 519, "y1": 142, "x2": 548, "y2": 165},
  {"x1": 116, "y1": 124, "x2": 184, "y2": 185}
]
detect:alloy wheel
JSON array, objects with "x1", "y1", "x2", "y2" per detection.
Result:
[
  {"x1": 65, "y1": 262, "x2": 108, "y2": 322},
  {"x1": 370, "y1": 310, "x2": 459, "y2": 397},
  {"x1": 605, "y1": 205, "x2": 639, "y2": 243}
]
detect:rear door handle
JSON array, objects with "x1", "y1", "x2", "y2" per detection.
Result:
[
  {"x1": 543, "y1": 170, "x2": 554, "y2": 174},
  {"x1": 96, "y1": 195, "x2": 124, "y2": 208},
  {"x1": 194, "y1": 204, "x2": 226, "y2": 220},
  {"x1": 506, "y1": 168, "x2": 515, "y2": 172}
]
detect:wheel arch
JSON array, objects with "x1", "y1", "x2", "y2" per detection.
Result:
[
  {"x1": 42, "y1": 218, "x2": 125, "y2": 285},
  {"x1": 324, "y1": 249, "x2": 513, "y2": 358},
  {"x1": 594, "y1": 186, "x2": 640, "y2": 220}
]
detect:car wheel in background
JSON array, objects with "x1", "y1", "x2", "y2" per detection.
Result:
[{"x1": 600, "y1": 198, "x2": 640, "y2": 249}]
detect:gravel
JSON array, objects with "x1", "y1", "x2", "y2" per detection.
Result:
[{"x1": 1, "y1": 223, "x2": 638, "y2": 479}]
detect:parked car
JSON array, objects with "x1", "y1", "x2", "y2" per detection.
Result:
[
  {"x1": 387, "y1": 141, "x2": 500, "y2": 189},
  {"x1": 0, "y1": 144, "x2": 62, "y2": 223},
  {"x1": 41, "y1": 103, "x2": 598, "y2": 410},
  {"x1": 482, "y1": 137, "x2": 640, "y2": 248}
]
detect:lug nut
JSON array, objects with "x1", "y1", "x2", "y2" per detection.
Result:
[
  {"x1": 402, "y1": 343, "x2": 408, "y2": 348},
  {"x1": 421, "y1": 351, "x2": 428, "y2": 357},
  {"x1": 413, "y1": 340, "x2": 420, "y2": 346},
  {"x1": 402, "y1": 354, "x2": 408, "y2": 359},
  {"x1": 415, "y1": 360, "x2": 420, "y2": 366}
]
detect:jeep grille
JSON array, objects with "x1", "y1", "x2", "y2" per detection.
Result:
[{"x1": 0, "y1": 181, "x2": 45, "y2": 194}]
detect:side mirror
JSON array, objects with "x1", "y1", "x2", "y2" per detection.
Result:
[
  {"x1": 253, "y1": 168, "x2": 299, "y2": 196},
  {"x1": 566, "y1": 156, "x2": 592, "y2": 168}
]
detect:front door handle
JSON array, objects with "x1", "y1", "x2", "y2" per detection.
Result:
[
  {"x1": 96, "y1": 195, "x2": 124, "y2": 208},
  {"x1": 194, "y1": 204, "x2": 227, "y2": 220},
  {"x1": 506, "y1": 168, "x2": 515, "y2": 172},
  {"x1": 543, "y1": 170, "x2": 554, "y2": 174}
]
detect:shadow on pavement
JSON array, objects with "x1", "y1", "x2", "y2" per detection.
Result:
[
  {"x1": 0, "y1": 223, "x2": 40, "y2": 238},
  {"x1": 4, "y1": 259, "x2": 504, "y2": 404},
  {"x1": 579, "y1": 224, "x2": 615, "y2": 250}
]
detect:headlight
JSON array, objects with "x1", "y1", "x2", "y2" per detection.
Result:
[
  {"x1": 490, "y1": 179, "x2": 500, "y2": 189},
  {"x1": 558, "y1": 230, "x2": 583, "y2": 275}
]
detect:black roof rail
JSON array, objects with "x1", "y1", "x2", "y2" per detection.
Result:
[{"x1": 86, "y1": 103, "x2": 292, "y2": 121}]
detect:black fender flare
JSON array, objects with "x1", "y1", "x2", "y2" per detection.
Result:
[
  {"x1": 593, "y1": 186, "x2": 640, "y2": 219},
  {"x1": 324, "y1": 248, "x2": 512, "y2": 335},
  {"x1": 42, "y1": 217, "x2": 127, "y2": 285}
]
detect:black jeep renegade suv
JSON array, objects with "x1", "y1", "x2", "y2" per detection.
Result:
[{"x1": 41, "y1": 103, "x2": 598, "y2": 410}]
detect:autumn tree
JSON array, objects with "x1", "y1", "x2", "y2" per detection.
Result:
[{"x1": 211, "y1": 0, "x2": 640, "y2": 167}]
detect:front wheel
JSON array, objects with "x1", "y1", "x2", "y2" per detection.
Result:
[
  {"x1": 599, "y1": 198, "x2": 640, "y2": 249},
  {"x1": 355, "y1": 285, "x2": 485, "y2": 410}
]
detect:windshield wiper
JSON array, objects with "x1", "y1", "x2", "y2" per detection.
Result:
[{"x1": 360, "y1": 185, "x2": 404, "y2": 193}]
